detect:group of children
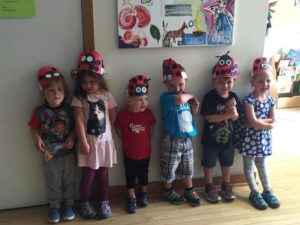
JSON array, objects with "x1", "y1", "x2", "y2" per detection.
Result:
[{"x1": 28, "y1": 50, "x2": 280, "y2": 224}]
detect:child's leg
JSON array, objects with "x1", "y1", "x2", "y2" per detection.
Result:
[
  {"x1": 255, "y1": 157, "x2": 280, "y2": 208},
  {"x1": 62, "y1": 153, "x2": 76, "y2": 207},
  {"x1": 137, "y1": 157, "x2": 150, "y2": 207},
  {"x1": 95, "y1": 167, "x2": 112, "y2": 218},
  {"x1": 44, "y1": 159, "x2": 63, "y2": 209},
  {"x1": 243, "y1": 156, "x2": 259, "y2": 192},
  {"x1": 124, "y1": 156, "x2": 138, "y2": 198},
  {"x1": 204, "y1": 167, "x2": 214, "y2": 184},
  {"x1": 80, "y1": 167, "x2": 96, "y2": 202},
  {"x1": 95, "y1": 167, "x2": 109, "y2": 201},
  {"x1": 254, "y1": 157, "x2": 271, "y2": 191},
  {"x1": 160, "y1": 136, "x2": 185, "y2": 204},
  {"x1": 243, "y1": 156, "x2": 267, "y2": 210}
]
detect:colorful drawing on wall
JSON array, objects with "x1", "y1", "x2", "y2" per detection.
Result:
[{"x1": 117, "y1": 0, "x2": 236, "y2": 48}]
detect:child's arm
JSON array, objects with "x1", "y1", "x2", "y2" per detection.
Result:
[
  {"x1": 189, "y1": 97, "x2": 200, "y2": 115},
  {"x1": 205, "y1": 110, "x2": 236, "y2": 123},
  {"x1": 73, "y1": 106, "x2": 90, "y2": 154},
  {"x1": 109, "y1": 107, "x2": 117, "y2": 125},
  {"x1": 30, "y1": 128, "x2": 45, "y2": 152},
  {"x1": 175, "y1": 93, "x2": 195, "y2": 105},
  {"x1": 150, "y1": 125, "x2": 155, "y2": 137},
  {"x1": 64, "y1": 132, "x2": 75, "y2": 150},
  {"x1": 244, "y1": 103, "x2": 275, "y2": 130},
  {"x1": 115, "y1": 127, "x2": 122, "y2": 139}
]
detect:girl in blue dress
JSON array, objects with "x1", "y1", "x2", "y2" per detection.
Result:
[{"x1": 240, "y1": 57, "x2": 280, "y2": 210}]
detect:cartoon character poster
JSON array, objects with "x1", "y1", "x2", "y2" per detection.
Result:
[{"x1": 117, "y1": 0, "x2": 236, "y2": 48}]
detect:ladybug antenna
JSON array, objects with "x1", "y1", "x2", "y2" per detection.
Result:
[{"x1": 225, "y1": 51, "x2": 230, "y2": 55}]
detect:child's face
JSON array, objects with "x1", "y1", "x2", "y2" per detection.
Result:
[
  {"x1": 81, "y1": 74, "x2": 100, "y2": 94},
  {"x1": 164, "y1": 78, "x2": 186, "y2": 94},
  {"x1": 213, "y1": 77, "x2": 235, "y2": 97},
  {"x1": 251, "y1": 72, "x2": 272, "y2": 95},
  {"x1": 127, "y1": 95, "x2": 149, "y2": 113},
  {"x1": 43, "y1": 82, "x2": 65, "y2": 108}
]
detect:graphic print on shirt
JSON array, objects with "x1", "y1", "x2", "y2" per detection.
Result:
[
  {"x1": 128, "y1": 123, "x2": 146, "y2": 134},
  {"x1": 40, "y1": 108, "x2": 70, "y2": 144},
  {"x1": 87, "y1": 99, "x2": 106, "y2": 137},
  {"x1": 177, "y1": 103, "x2": 193, "y2": 133},
  {"x1": 209, "y1": 104, "x2": 232, "y2": 144}
]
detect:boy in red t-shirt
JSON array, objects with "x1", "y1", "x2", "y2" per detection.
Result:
[{"x1": 115, "y1": 75, "x2": 156, "y2": 214}]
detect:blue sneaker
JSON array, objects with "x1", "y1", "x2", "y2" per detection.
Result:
[
  {"x1": 63, "y1": 206, "x2": 75, "y2": 221},
  {"x1": 48, "y1": 208, "x2": 60, "y2": 224},
  {"x1": 127, "y1": 198, "x2": 137, "y2": 214},
  {"x1": 138, "y1": 192, "x2": 149, "y2": 207},
  {"x1": 80, "y1": 202, "x2": 96, "y2": 219},
  {"x1": 249, "y1": 191, "x2": 267, "y2": 210},
  {"x1": 262, "y1": 190, "x2": 280, "y2": 209}
]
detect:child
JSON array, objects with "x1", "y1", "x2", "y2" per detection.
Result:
[
  {"x1": 71, "y1": 50, "x2": 118, "y2": 219},
  {"x1": 115, "y1": 75, "x2": 156, "y2": 214},
  {"x1": 240, "y1": 57, "x2": 280, "y2": 210},
  {"x1": 28, "y1": 66, "x2": 76, "y2": 223},
  {"x1": 160, "y1": 58, "x2": 201, "y2": 207},
  {"x1": 200, "y1": 52, "x2": 241, "y2": 203}
]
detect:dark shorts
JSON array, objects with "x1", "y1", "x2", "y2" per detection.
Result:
[
  {"x1": 201, "y1": 145, "x2": 234, "y2": 168},
  {"x1": 124, "y1": 155, "x2": 150, "y2": 189}
]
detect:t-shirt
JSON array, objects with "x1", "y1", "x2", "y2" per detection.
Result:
[
  {"x1": 160, "y1": 92, "x2": 197, "y2": 139},
  {"x1": 115, "y1": 108, "x2": 156, "y2": 160},
  {"x1": 200, "y1": 89, "x2": 241, "y2": 148},
  {"x1": 28, "y1": 103, "x2": 73, "y2": 157}
]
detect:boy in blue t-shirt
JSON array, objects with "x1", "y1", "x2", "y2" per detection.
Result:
[
  {"x1": 160, "y1": 58, "x2": 201, "y2": 207},
  {"x1": 200, "y1": 52, "x2": 241, "y2": 203}
]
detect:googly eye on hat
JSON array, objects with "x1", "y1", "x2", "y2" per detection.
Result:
[
  {"x1": 252, "y1": 57, "x2": 272, "y2": 76},
  {"x1": 127, "y1": 74, "x2": 150, "y2": 96},
  {"x1": 37, "y1": 66, "x2": 64, "y2": 89},
  {"x1": 162, "y1": 58, "x2": 187, "y2": 82},
  {"x1": 77, "y1": 50, "x2": 106, "y2": 76},
  {"x1": 212, "y1": 51, "x2": 239, "y2": 79}
]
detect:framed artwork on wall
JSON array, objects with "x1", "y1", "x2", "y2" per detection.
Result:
[{"x1": 117, "y1": 0, "x2": 236, "y2": 48}]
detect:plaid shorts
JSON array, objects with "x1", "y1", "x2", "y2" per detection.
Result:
[{"x1": 160, "y1": 135, "x2": 194, "y2": 183}]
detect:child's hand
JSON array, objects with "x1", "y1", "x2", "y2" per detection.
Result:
[
  {"x1": 64, "y1": 136, "x2": 75, "y2": 150},
  {"x1": 189, "y1": 97, "x2": 200, "y2": 114},
  {"x1": 226, "y1": 98, "x2": 236, "y2": 110},
  {"x1": 80, "y1": 141, "x2": 91, "y2": 154},
  {"x1": 34, "y1": 137, "x2": 45, "y2": 153}
]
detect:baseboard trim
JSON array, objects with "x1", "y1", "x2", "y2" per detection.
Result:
[{"x1": 109, "y1": 173, "x2": 247, "y2": 199}]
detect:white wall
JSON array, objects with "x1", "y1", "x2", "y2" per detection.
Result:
[
  {"x1": 0, "y1": 1, "x2": 83, "y2": 209},
  {"x1": 0, "y1": 0, "x2": 269, "y2": 210},
  {"x1": 93, "y1": 0, "x2": 269, "y2": 186},
  {"x1": 264, "y1": 0, "x2": 300, "y2": 57}
]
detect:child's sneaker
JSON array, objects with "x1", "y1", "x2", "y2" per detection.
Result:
[
  {"x1": 165, "y1": 188, "x2": 185, "y2": 205},
  {"x1": 80, "y1": 202, "x2": 96, "y2": 219},
  {"x1": 262, "y1": 190, "x2": 280, "y2": 209},
  {"x1": 204, "y1": 184, "x2": 221, "y2": 203},
  {"x1": 99, "y1": 201, "x2": 112, "y2": 219},
  {"x1": 249, "y1": 191, "x2": 267, "y2": 210},
  {"x1": 183, "y1": 188, "x2": 201, "y2": 207},
  {"x1": 63, "y1": 206, "x2": 75, "y2": 221},
  {"x1": 138, "y1": 192, "x2": 149, "y2": 207},
  {"x1": 220, "y1": 182, "x2": 236, "y2": 201},
  {"x1": 127, "y1": 198, "x2": 137, "y2": 214},
  {"x1": 48, "y1": 208, "x2": 60, "y2": 224}
]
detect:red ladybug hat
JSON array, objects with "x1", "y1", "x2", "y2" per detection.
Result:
[
  {"x1": 162, "y1": 58, "x2": 187, "y2": 82},
  {"x1": 213, "y1": 52, "x2": 239, "y2": 79},
  {"x1": 77, "y1": 50, "x2": 105, "y2": 76},
  {"x1": 37, "y1": 66, "x2": 64, "y2": 89},
  {"x1": 252, "y1": 57, "x2": 272, "y2": 77},
  {"x1": 127, "y1": 75, "x2": 150, "y2": 96}
]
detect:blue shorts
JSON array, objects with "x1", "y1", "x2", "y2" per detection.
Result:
[
  {"x1": 201, "y1": 145, "x2": 234, "y2": 168},
  {"x1": 160, "y1": 135, "x2": 194, "y2": 183}
]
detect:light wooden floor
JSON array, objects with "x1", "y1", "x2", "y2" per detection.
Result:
[{"x1": 1, "y1": 108, "x2": 300, "y2": 225}]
